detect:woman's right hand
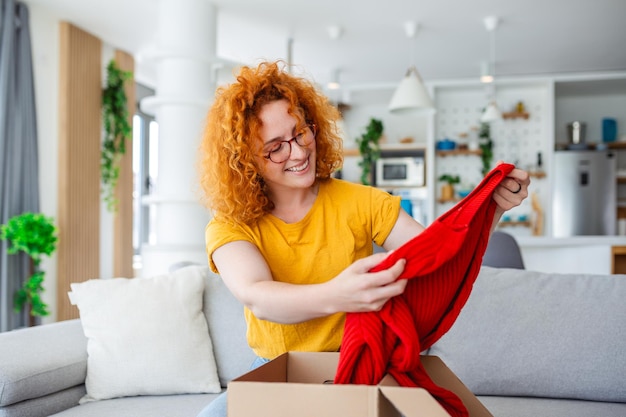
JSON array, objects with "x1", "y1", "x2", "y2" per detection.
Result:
[
  {"x1": 327, "y1": 252, "x2": 407, "y2": 313},
  {"x1": 214, "y1": 241, "x2": 407, "y2": 324}
]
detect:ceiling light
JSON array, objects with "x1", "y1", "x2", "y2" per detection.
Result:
[
  {"x1": 481, "y1": 101, "x2": 501, "y2": 123},
  {"x1": 389, "y1": 66, "x2": 433, "y2": 113},
  {"x1": 389, "y1": 21, "x2": 434, "y2": 114},
  {"x1": 480, "y1": 61, "x2": 494, "y2": 84},
  {"x1": 327, "y1": 68, "x2": 341, "y2": 90}
]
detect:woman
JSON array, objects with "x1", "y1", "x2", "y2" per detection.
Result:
[{"x1": 196, "y1": 61, "x2": 529, "y2": 416}]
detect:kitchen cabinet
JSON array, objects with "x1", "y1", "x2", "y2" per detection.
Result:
[
  {"x1": 517, "y1": 236, "x2": 626, "y2": 275},
  {"x1": 612, "y1": 246, "x2": 626, "y2": 274},
  {"x1": 554, "y1": 77, "x2": 626, "y2": 148}
]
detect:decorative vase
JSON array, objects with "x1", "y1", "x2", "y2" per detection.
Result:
[{"x1": 441, "y1": 184, "x2": 455, "y2": 201}]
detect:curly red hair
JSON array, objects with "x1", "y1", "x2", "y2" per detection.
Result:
[{"x1": 198, "y1": 61, "x2": 344, "y2": 225}]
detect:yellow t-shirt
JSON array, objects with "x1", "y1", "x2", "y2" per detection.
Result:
[{"x1": 205, "y1": 178, "x2": 401, "y2": 359}]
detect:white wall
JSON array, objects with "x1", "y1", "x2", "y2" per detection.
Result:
[
  {"x1": 28, "y1": 6, "x2": 119, "y2": 323},
  {"x1": 28, "y1": 4, "x2": 60, "y2": 323}
]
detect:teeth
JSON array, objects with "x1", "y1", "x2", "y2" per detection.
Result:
[{"x1": 286, "y1": 159, "x2": 309, "y2": 172}]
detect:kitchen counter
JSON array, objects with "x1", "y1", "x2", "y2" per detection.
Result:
[
  {"x1": 512, "y1": 235, "x2": 626, "y2": 275},
  {"x1": 517, "y1": 235, "x2": 626, "y2": 247}
]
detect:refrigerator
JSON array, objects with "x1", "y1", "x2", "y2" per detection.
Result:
[{"x1": 553, "y1": 150, "x2": 616, "y2": 237}]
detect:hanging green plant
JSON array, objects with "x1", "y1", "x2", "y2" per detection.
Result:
[
  {"x1": 0, "y1": 212, "x2": 57, "y2": 319},
  {"x1": 478, "y1": 121, "x2": 494, "y2": 176},
  {"x1": 437, "y1": 174, "x2": 461, "y2": 185},
  {"x1": 356, "y1": 118, "x2": 384, "y2": 185},
  {"x1": 102, "y1": 59, "x2": 133, "y2": 212}
]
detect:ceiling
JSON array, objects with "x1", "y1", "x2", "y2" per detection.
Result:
[{"x1": 23, "y1": 0, "x2": 626, "y2": 96}]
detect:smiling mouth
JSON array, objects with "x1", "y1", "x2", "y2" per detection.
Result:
[{"x1": 285, "y1": 157, "x2": 309, "y2": 172}]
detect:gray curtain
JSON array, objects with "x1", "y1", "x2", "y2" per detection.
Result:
[{"x1": 0, "y1": 0, "x2": 39, "y2": 332}]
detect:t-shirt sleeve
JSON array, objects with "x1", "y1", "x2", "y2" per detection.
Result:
[
  {"x1": 370, "y1": 187, "x2": 402, "y2": 247},
  {"x1": 204, "y1": 219, "x2": 253, "y2": 273}
]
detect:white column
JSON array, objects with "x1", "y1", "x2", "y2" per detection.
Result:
[{"x1": 139, "y1": 0, "x2": 215, "y2": 276}]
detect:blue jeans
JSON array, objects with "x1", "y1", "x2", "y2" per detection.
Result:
[{"x1": 196, "y1": 357, "x2": 270, "y2": 417}]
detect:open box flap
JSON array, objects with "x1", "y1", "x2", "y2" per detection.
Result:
[
  {"x1": 421, "y1": 356, "x2": 493, "y2": 417},
  {"x1": 379, "y1": 386, "x2": 450, "y2": 417}
]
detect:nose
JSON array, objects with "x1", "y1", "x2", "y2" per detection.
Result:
[{"x1": 288, "y1": 138, "x2": 308, "y2": 159}]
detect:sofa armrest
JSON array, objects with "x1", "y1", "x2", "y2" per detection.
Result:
[{"x1": 0, "y1": 319, "x2": 87, "y2": 407}]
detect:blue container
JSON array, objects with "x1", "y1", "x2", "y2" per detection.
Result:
[
  {"x1": 436, "y1": 139, "x2": 456, "y2": 150},
  {"x1": 602, "y1": 118, "x2": 617, "y2": 142},
  {"x1": 400, "y1": 199, "x2": 413, "y2": 217}
]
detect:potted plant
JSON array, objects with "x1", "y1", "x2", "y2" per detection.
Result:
[
  {"x1": 0, "y1": 212, "x2": 57, "y2": 325},
  {"x1": 356, "y1": 118, "x2": 384, "y2": 185},
  {"x1": 438, "y1": 173, "x2": 460, "y2": 201},
  {"x1": 478, "y1": 121, "x2": 494, "y2": 176},
  {"x1": 102, "y1": 59, "x2": 133, "y2": 212}
]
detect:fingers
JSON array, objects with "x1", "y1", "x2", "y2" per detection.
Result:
[
  {"x1": 508, "y1": 167, "x2": 531, "y2": 184},
  {"x1": 345, "y1": 255, "x2": 407, "y2": 312},
  {"x1": 492, "y1": 165, "x2": 531, "y2": 211},
  {"x1": 503, "y1": 177, "x2": 523, "y2": 194},
  {"x1": 353, "y1": 251, "x2": 395, "y2": 272},
  {"x1": 353, "y1": 254, "x2": 406, "y2": 285}
]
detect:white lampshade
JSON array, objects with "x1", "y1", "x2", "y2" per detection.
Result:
[
  {"x1": 389, "y1": 66, "x2": 434, "y2": 114},
  {"x1": 480, "y1": 101, "x2": 501, "y2": 122}
]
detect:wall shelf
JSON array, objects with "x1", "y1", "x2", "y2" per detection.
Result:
[
  {"x1": 608, "y1": 142, "x2": 626, "y2": 150},
  {"x1": 437, "y1": 197, "x2": 459, "y2": 204},
  {"x1": 502, "y1": 111, "x2": 530, "y2": 120},
  {"x1": 436, "y1": 149, "x2": 482, "y2": 157}
]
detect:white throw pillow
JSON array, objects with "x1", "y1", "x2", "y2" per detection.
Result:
[{"x1": 68, "y1": 267, "x2": 221, "y2": 403}]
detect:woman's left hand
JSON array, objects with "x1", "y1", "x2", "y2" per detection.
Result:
[{"x1": 492, "y1": 162, "x2": 531, "y2": 212}]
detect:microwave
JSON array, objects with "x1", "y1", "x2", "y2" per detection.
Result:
[{"x1": 375, "y1": 156, "x2": 425, "y2": 187}]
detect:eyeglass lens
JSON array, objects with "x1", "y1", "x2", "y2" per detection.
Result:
[{"x1": 266, "y1": 124, "x2": 316, "y2": 163}]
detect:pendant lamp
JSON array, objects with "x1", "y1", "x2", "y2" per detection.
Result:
[
  {"x1": 480, "y1": 16, "x2": 501, "y2": 123},
  {"x1": 481, "y1": 101, "x2": 501, "y2": 123},
  {"x1": 389, "y1": 21, "x2": 434, "y2": 114}
]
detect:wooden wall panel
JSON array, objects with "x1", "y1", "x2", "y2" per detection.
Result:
[
  {"x1": 57, "y1": 22, "x2": 102, "y2": 321},
  {"x1": 113, "y1": 50, "x2": 135, "y2": 278}
]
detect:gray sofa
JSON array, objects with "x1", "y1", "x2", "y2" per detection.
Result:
[{"x1": 1, "y1": 265, "x2": 625, "y2": 417}]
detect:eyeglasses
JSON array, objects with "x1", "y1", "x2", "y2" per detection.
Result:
[{"x1": 263, "y1": 124, "x2": 317, "y2": 163}]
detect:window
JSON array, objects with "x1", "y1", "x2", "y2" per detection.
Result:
[{"x1": 132, "y1": 83, "x2": 158, "y2": 269}]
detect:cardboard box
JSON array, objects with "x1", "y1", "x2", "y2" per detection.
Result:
[{"x1": 228, "y1": 352, "x2": 493, "y2": 417}]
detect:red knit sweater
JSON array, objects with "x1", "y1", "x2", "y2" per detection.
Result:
[{"x1": 334, "y1": 163, "x2": 515, "y2": 417}]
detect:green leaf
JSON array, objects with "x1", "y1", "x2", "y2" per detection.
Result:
[
  {"x1": 356, "y1": 118, "x2": 384, "y2": 185},
  {"x1": 1, "y1": 212, "x2": 56, "y2": 318},
  {"x1": 101, "y1": 59, "x2": 133, "y2": 212},
  {"x1": 478, "y1": 122, "x2": 494, "y2": 176}
]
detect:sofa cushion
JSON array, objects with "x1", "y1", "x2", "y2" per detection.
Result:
[
  {"x1": 428, "y1": 266, "x2": 626, "y2": 402},
  {"x1": 477, "y1": 396, "x2": 626, "y2": 417},
  {"x1": 201, "y1": 266, "x2": 256, "y2": 386},
  {"x1": 68, "y1": 266, "x2": 221, "y2": 403},
  {"x1": 47, "y1": 392, "x2": 221, "y2": 417}
]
